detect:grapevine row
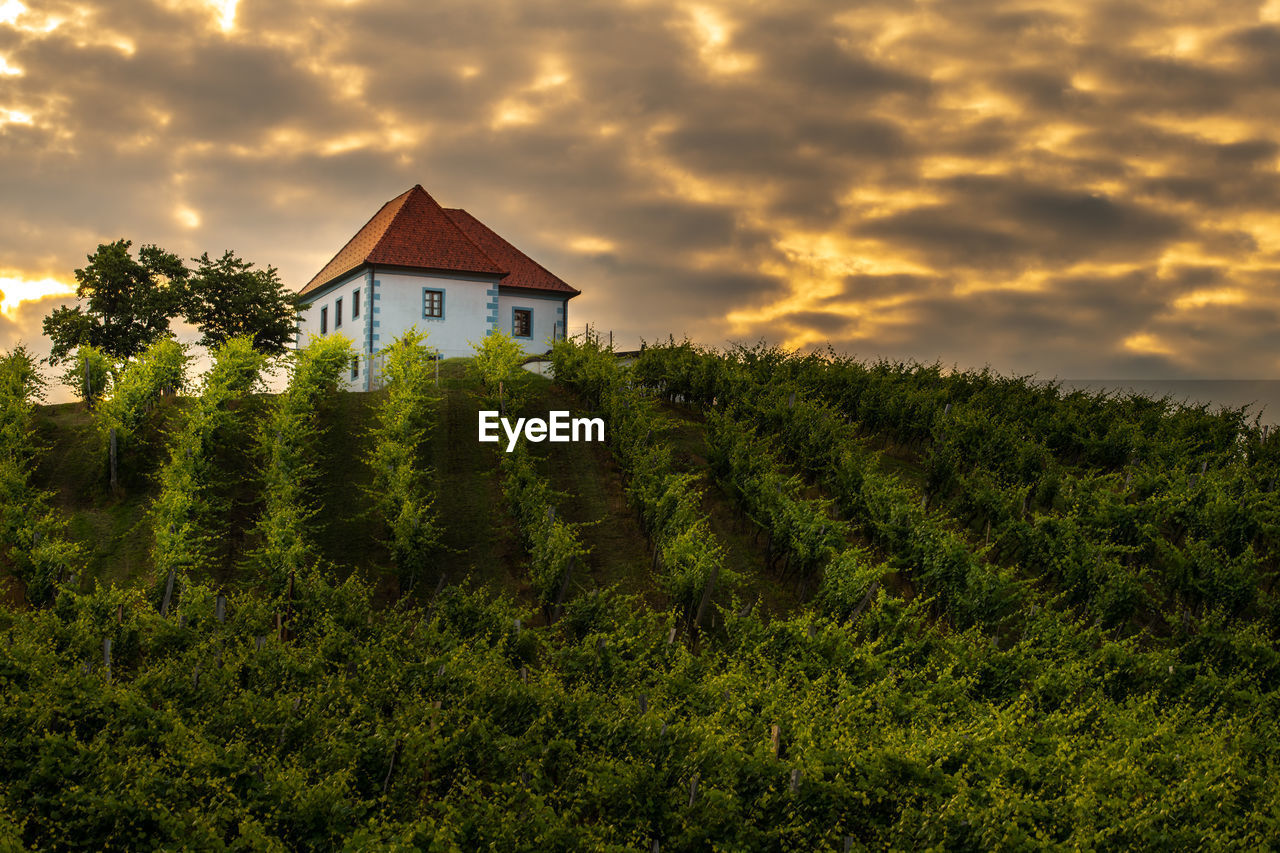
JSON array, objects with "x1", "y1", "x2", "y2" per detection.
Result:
[
  {"x1": 149, "y1": 336, "x2": 268, "y2": 602},
  {"x1": 249, "y1": 334, "x2": 355, "y2": 594},
  {"x1": 364, "y1": 328, "x2": 442, "y2": 593},
  {"x1": 500, "y1": 446, "x2": 588, "y2": 619},
  {"x1": 551, "y1": 337, "x2": 732, "y2": 622},
  {"x1": 0, "y1": 347, "x2": 80, "y2": 603},
  {"x1": 93, "y1": 336, "x2": 189, "y2": 484},
  {"x1": 637, "y1": 342, "x2": 1279, "y2": 630}
]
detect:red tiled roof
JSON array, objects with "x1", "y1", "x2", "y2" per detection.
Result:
[
  {"x1": 443, "y1": 208, "x2": 580, "y2": 296},
  {"x1": 300, "y1": 185, "x2": 507, "y2": 295}
]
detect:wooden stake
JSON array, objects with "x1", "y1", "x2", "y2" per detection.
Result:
[
  {"x1": 552, "y1": 555, "x2": 576, "y2": 622},
  {"x1": 381, "y1": 736, "x2": 403, "y2": 796},
  {"x1": 693, "y1": 563, "x2": 720, "y2": 630},
  {"x1": 847, "y1": 580, "x2": 880, "y2": 626},
  {"x1": 109, "y1": 428, "x2": 118, "y2": 492},
  {"x1": 770, "y1": 724, "x2": 781, "y2": 758},
  {"x1": 160, "y1": 567, "x2": 176, "y2": 617}
]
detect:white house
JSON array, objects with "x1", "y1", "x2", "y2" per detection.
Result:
[{"x1": 296, "y1": 184, "x2": 581, "y2": 390}]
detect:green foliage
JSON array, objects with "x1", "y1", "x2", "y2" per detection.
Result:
[
  {"x1": 185, "y1": 250, "x2": 305, "y2": 355},
  {"x1": 44, "y1": 240, "x2": 308, "y2": 366},
  {"x1": 0, "y1": 345, "x2": 44, "y2": 405},
  {"x1": 705, "y1": 408, "x2": 846, "y2": 581},
  {"x1": 249, "y1": 334, "x2": 355, "y2": 593},
  {"x1": 553, "y1": 337, "x2": 734, "y2": 621},
  {"x1": 633, "y1": 340, "x2": 1280, "y2": 632},
  {"x1": 3, "y1": 575, "x2": 1280, "y2": 849},
  {"x1": 150, "y1": 336, "x2": 267, "y2": 591},
  {"x1": 58, "y1": 344, "x2": 114, "y2": 408},
  {"x1": 92, "y1": 337, "x2": 188, "y2": 480},
  {"x1": 42, "y1": 240, "x2": 188, "y2": 363},
  {"x1": 0, "y1": 347, "x2": 80, "y2": 603},
  {"x1": 500, "y1": 447, "x2": 588, "y2": 608},
  {"x1": 367, "y1": 328, "x2": 441, "y2": 591},
  {"x1": 470, "y1": 330, "x2": 526, "y2": 411},
  {"x1": 10, "y1": 333, "x2": 1280, "y2": 849},
  {"x1": 814, "y1": 547, "x2": 889, "y2": 620}
]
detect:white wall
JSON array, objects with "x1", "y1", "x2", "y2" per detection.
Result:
[
  {"x1": 373, "y1": 269, "x2": 496, "y2": 358},
  {"x1": 297, "y1": 267, "x2": 506, "y2": 390},
  {"x1": 497, "y1": 290, "x2": 570, "y2": 355},
  {"x1": 296, "y1": 269, "x2": 368, "y2": 391}
]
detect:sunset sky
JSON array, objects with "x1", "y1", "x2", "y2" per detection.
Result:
[{"x1": 2, "y1": 0, "x2": 1279, "y2": 388}]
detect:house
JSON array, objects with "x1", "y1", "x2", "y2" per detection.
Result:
[{"x1": 296, "y1": 184, "x2": 581, "y2": 390}]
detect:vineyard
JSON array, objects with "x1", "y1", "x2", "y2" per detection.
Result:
[{"x1": 2, "y1": 334, "x2": 1280, "y2": 849}]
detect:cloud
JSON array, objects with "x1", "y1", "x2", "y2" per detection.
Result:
[{"x1": 1, "y1": 0, "x2": 1278, "y2": 391}]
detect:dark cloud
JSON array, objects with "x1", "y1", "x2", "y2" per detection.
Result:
[{"x1": 1, "y1": 0, "x2": 1278, "y2": 397}]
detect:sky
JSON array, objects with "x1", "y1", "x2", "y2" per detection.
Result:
[{"x1": 2, "y1": 0, "x2": 1280, "y2": 395}]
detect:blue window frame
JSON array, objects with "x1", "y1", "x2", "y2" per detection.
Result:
[
  {"x1": 512, "y1": 307, "x2": 532, "y2": 339},
  {"x1": 351, "y1": 356, "x2": 359, "y2": 380},
  {"x1": 423, "y1": 288, "x2": 444, "y2": 319},
  {"x1": 320, "y1": 306, "x2": 328, "y2": 334},
  {"x1": 335, "y1": 297, "x2": 343, "y2": 328},
  {"x1": 352, "y1": 289, "x2": 360, "y2": 319}
]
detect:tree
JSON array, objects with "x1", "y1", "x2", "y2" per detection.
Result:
[
  {"x1": 42, "y1": 240, "x2": 188, "y2": 363},
  {"x1": 184, "y1": 251, "x2": 304, "y2": 355}
]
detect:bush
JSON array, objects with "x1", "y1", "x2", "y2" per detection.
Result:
[
  {"x1": 471, "y1": 330, "x2": 526, "y2": 412},
  {"x1": 59, "y1": 344, "x2": 114, "y2": 407}
]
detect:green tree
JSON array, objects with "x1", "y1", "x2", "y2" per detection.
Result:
[
  {"x1": 185, "y1": 250, "x2": 303, "y2": 355},
  {"x1": 42, "y1": 240, "x2": 188, "y2": 363}
]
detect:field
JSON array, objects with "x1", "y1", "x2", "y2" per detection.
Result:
[{"x1": 2, "y1": 335, "x2": 1279, "y2": 850}]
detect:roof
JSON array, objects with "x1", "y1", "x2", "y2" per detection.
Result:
[
  {"x1": 300, "y1": 185, "x2": 506, "y2": 296},
  {"x1": 300, "y1": 185, "x2": 579, "y2": 298},
  {"x1": 443, "y1": 208, "x2": 580, "y2": 296}
]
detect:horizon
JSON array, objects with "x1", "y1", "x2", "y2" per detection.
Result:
[{"x1": 3, "y1": 0, "x2": 1280, "y2": 393}]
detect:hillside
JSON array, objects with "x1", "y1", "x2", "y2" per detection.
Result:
[
  {"x1": 3, "y1": 337, "x2": 1280, "y2": 850},
  {"x1": 22, "y1": 358, "x2": 838, "y2": 617}
]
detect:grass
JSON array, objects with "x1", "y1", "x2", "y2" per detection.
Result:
[
  {"x1": 20, "y1": 356, "x2": 913, "y2": 621},
  {"x1": 309, "y1": 388, "x2": 393, "y2": 596},
  {"x1": 655, "y1": 401, "x2": 803, "y2": 615},
  {"x1": 30, "y1": 400, "x2": 168, "y2": 589},
  {"x1": 423, "y1": 358, "x2": 524, "y2": 597},
  {"x1": 527, "y1": 378, "x2": 660, "y2": 606}
]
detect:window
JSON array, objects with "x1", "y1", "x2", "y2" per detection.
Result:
[
  {"x1": 351, "y1": 356, "x2": 359, "y2": 380},
  {"x1": 512, "y1": 308, "x2": 532, "y2": 338},
  {"x1": 335, "y1": 298, "x2": 343, "y2": 328},
  {"x1": 352, "y1": 289, "x2": 360, "y2": 319},
  {"x1": 423, "y1": 288, "x2": 444, "y2": 318},
  {"x1": 320, "y1": 306, "x2": 328, "y2": 334}
]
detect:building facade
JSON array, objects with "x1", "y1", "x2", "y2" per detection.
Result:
[{"x1": 296, "y1": 184, "x2": 580, "y2": 390}]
